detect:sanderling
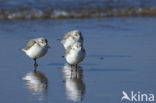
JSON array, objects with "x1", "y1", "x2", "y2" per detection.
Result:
[
  {"x1": 22, "y1": 37, "x2": 50, "y2": 67},
  {"x1": 60, "y1": 30, "x2": 83, "y2": 49},
  {"x1": 65, "y1": 42, "x2": 86, "y2": 65}
]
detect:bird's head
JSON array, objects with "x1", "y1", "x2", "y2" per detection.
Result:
[
  {"x1": 72, "y1": 42, "x2": 82, "y2": 51},
  {"x1": 38, "y1": 38, "x2": 50, "y2": 48},
  {"x1": 71, "y1": 30, "x2": 82, "y2": 40}
]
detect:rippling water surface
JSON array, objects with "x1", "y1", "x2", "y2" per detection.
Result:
[
  {"x1": 0, "y1": 17, "x2": 156, "y2": 103},
  {"x1": 0, "y1": 0, "x2": 156, "y2": 19}
]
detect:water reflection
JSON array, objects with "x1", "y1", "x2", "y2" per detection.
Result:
[
  {"x1": 62, "y1": 64, "x2": 85, "y2": 102},
  {"x1": 22, "y1": 70, "x2": 48, "y2": 101}
]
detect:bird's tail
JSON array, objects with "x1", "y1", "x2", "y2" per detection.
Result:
[
  {"x1": 57, "y1": 38, "x2": 64, "y2": 44},
  {"x1": 21, "y1": 48, "x2": 26, "y2": 52}
]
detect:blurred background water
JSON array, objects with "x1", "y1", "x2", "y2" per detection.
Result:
[
  {"x1": 0, "y1": 0, "x2": 156, "y2": 19},
  {"x1": 0, "y1": 0, "x2": 156, "y2": 103},
  {"x1": 1, "y1": 0, "x2": 156, "y2": 9}
]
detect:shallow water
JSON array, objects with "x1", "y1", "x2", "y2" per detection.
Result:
[{"x1": 0, "y1": 17, "x2": 156, "y2": 103}]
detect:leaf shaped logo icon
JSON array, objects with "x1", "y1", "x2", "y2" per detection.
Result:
[{"x1": 121, "y1": 91, "x2": 131, "y2": 101}]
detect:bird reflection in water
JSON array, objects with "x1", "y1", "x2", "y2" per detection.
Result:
[
  {"x1": 62, "y1": 64, "x2": 85, "y2": 102},
  {"x1": 22, "y1": 70, "x2": 48, "y2": 101}
]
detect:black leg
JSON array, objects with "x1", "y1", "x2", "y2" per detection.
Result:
[
  {"x1": 70, "y1": 69, "x2": 73, "y2": 79},
  {"x1": 75, "y1": 64, "x2": 78, "y2": 70},
  {"x1": 34, "y1": 58, "x2": 38, "y2": 67},
  {"x1": 70, "y1": 64, "x2": 73, "y2": 68}
]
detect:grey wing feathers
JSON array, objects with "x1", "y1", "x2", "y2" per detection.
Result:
[
  {"x1": 23, "y1": 39, "x2": 36, "y2": 50},
  {"x1": 65, "y1": 46, "x2": 72, "y2": 57},
  {"x1": 61, "y1": 32, "x2": 71, "y2": 43}
]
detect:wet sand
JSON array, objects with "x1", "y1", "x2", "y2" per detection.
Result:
[{"x1": 0, "y1": 17, "x2": 156, "y2": 103}]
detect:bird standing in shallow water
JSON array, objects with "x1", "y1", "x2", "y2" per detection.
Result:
[
  {"x1": 60, "y1": 30, "x2": 83, "y2": 50},
  {"x1": 65, "y1": 42, "x2": 86, "y2": 66},
  {"x1": 22, "y1": 37, "x2": 50, "y2": 68}
]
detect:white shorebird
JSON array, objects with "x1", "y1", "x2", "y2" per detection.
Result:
[
  {"x1": 22, "y1": 37, "x2": 50, "y2": 67},
  {"x1": 60, "y1": 30, "x2": 83, "y2": 49},
  {"x1": 65, "y1": 42, "x2": 86, "y2": 66}
]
